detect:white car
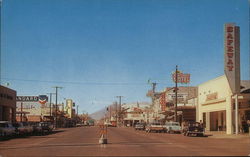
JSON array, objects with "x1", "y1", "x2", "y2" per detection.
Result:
[
  {"x1": 164, "y1": 122, "x2": 182, "y2": 134},
  {"x1": 0, "y1": 121, "x2": 16, "y2": 137}
]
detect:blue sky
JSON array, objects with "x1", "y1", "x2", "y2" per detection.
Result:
[{"x1": 1, "y1": 0, "x2": 249, "y2": 114}]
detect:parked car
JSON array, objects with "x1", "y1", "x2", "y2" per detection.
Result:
[
  {"x1": 13, "y1": 122, "x2": 28, "y2": 135},
  {"x1": 145, "y1": 122, "x2": 166, "y2": 133},
  {"x1": 31, "y1": 122, "x2": 43, "y2": 135},
  {"x1": 134, "y1": 123, "x2": 145, "y2": 130},
  {"x1": 0, "y1": 121, "x2": 16, "y2": 138},
  {"x1": 40, "y1": 122, "x2": 53, "y2": 133},
  {"x1": 183, "y1": 122, "x2": 204, "y2": 137},
  {"x1": 104, "y1": 122, "x2": 113, "y2": 127},
  {"x1": 76, "y1": 123, "x2": 84, "y2": 127},
  {"x1": 164, "y1": 122, "x2": 182, "y2": 134},
  {"x1": 22, "y1": 122, "x2": 34, "y2": 134}
]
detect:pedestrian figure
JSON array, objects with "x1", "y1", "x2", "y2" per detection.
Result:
[
  {"x1": 199, "y1": 120, "x2": 204, "y2": 128},
  {"x1": 247, "y1": 120, "x2": 250, "y2": 133}
]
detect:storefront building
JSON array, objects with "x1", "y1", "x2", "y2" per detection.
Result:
[
  {"x1": 197, "y1": 75, "x2": 250, "y2": 134},
  {"x1": 0, "y1": 85, "x2": 16, "y2": 122},
  {"x1": 157, "y1": 86, "x2": 197, "y2": 124}
]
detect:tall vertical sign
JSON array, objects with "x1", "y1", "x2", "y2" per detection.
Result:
[
  {"x1": 224, "y1": 23, "x2": 240, "y2": 94},
  {"x1": 159, "y1": 92, "x2": 166, "y2": 111}
]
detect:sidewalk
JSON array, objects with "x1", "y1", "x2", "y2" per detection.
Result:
[{"x1": 205, "y1": 131, "x2": 250, "y2": 139}]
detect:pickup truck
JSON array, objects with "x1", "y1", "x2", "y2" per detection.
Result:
[{"x1": 145, "y1": 123, "x2": 166, "y2": 133}]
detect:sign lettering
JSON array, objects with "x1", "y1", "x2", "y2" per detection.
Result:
[{"x1": 224, "y1": 23, "x2": 240, "y2": 94}]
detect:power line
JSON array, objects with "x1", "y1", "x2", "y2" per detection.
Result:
[{"x1": 2, "y1": 77, "x2": 168, "y2": 86}]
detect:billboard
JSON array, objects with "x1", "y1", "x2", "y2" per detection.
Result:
[
  {"x1": 224, "y1": 23, "x2": 240, "y2": 94},
  {"x1": 167, "y1": 93, "x2": 188, "y2": 103},
  {"x1": 172, "y1": 71, "x2": 190, "y2": 84},
  {"x1": 17, "y1": 95, "x2": 48, "y2": 104}
]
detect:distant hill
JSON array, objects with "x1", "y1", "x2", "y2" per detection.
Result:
[
  {"x1": 90, "y1": 101, "x2": 151, "y2": 120},
  {"x1": 89, "y1": 108, "x2": 107, "y2": 120}
]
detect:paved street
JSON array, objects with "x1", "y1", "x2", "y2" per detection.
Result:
[{"x1": 0, "y1": 126, "x2": 249, "y2": 156}]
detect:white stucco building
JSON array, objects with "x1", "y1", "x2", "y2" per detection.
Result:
[{"x1": 197, "y1": 75, "x2": 250, "y2": 134}]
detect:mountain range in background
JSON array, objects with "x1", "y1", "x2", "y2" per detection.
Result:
[
  {"x1": 89, "y1": 108, "x2": 107, "y2": 120},
  {"x1": 90, "y1": 102, "x2": 151, "y2": 120}
]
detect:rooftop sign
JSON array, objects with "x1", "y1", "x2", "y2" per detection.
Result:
[
  {"x1": 172, "y1": 71, "x2": 190, "y2": 84},
  {"x1": 17, "y1": 95, "x2": 48, "y2": 104}
]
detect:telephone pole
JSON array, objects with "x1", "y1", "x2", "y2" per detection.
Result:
[
  {"x1": 47, "y1": 93, "x2": 55, "y2": 117},
  {"x1": 116, "y1": 96, "x2": 123, "y2": 126},
  {"x1": 175, "y1": 65, "x2": 178, "y2": 122},
  {"x1": 52, "y1": 86, "x2": 63, "y2": 128}
]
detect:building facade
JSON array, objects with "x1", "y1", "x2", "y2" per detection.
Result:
[
  {"x1": 197, "y1": 75, "x2": 250, "y2": 134},
  {"x1": 150, "y1": 86, "x2": 198, "y2": 124},
  {"x1": 0, "y1": 86, "x2": 16, "y2": 122},
  {"x1": 65, "y1": 99, "x2": 75, "y2": 118}
]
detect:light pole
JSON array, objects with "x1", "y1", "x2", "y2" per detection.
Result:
[{"x1": 52, "y1": 86, "x2": 63, "y2": 128}]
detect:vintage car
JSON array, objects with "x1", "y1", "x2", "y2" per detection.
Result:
[
  {"x1": 134, "y1": 123, "x2": 145, "y2": 130},
  {"x1": 22, "y1": 122, "x2": 34, "y2": 134},
  {"x1": 31, "y1": 122, "x2": 43, "y2": 135},
  {"x1": 39, "y1": 122, "x2": 54, "y2": 133},
  {"x1": 0, "y1": 121, "x2": 16, "y2": 137},
  {"x1": 183, "y1": 122, "x2": 204, "y2": 137},
  {"x1": 164, "y1": 122, "x2": 182, "y2": 134},
  {"x1": 13, "y1": 122, "x2": 30, "y2": 135},
  {"x1": 145, "y1": 122, "x2": 166, "y2": 133}
]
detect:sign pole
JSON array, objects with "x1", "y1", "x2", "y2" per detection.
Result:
[
  {"x1": 235, "y1": 94, "x2": 238, "y2": 135},
  {"x1": 224, "y1": 23, "x2": 241, "y2": 135}
]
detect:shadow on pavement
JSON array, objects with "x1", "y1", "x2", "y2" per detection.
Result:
[
  {"x1": 0, "y1": 143, "x2": 101, "y2": 150},
  {"x1": 0, "y1": 130, "x2": 65, "y2": 141}
]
